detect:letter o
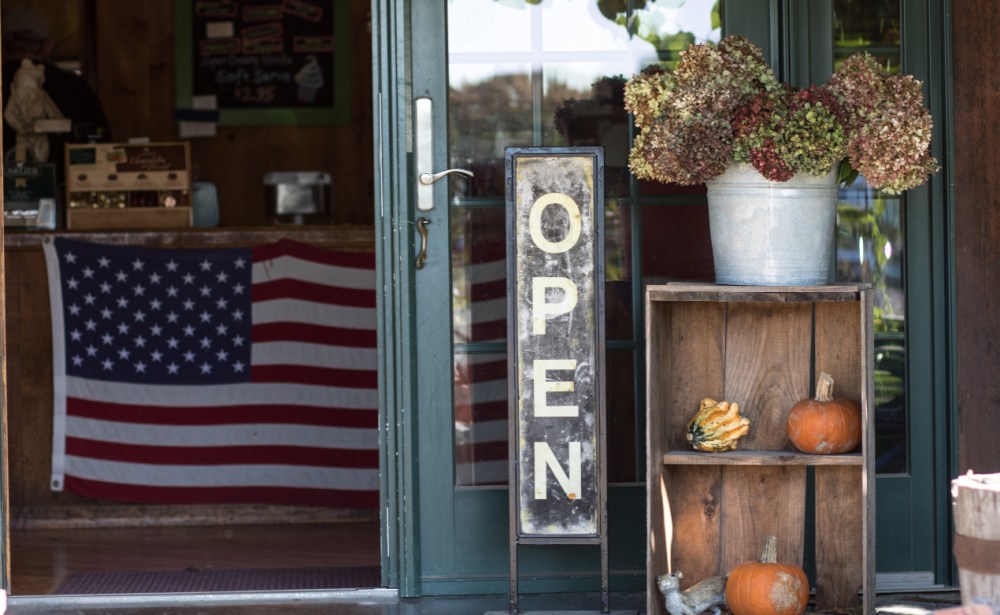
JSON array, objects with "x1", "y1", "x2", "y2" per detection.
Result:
[{"x1": 529, "y1": 193, "x2": 582, "y2": 254}]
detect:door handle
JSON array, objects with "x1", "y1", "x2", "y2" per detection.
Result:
[
  {"x1": 419, "y1": 168, "x2": 473, "y2": 185},
  {"x1": 414, "y1": 96, "x2": 474, "y2": 211},
  {"x1": 415, "y1": 218, "x2": 431, "y2": 270}
]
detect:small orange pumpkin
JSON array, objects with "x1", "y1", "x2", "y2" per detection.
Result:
[
  {"x1": 786, "y1": 372, "x2": 861, "y2": 454},
  {"x1": 726, "y1": 535, "x2": 810, "y2": 615}
]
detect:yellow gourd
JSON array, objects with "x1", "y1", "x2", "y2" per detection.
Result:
[{"x1": 686, "y1": 398, "x2": 751, "y2": 452}]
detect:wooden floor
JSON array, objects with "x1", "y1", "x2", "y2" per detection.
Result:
[{"x1": 8, "y1": 520, "x2": 381, "y2": 596}]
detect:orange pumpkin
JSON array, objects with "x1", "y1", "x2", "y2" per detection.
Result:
[
  {"x1": 786, "y1": 372, "x2": 861, "y2": 454},
  {"x1": 726, "y1": 535, "x2": 810, "y2": 615}
]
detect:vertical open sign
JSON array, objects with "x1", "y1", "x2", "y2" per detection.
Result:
[{"x1": 506, "y1": 147, "x2": 605, "y2": 542}]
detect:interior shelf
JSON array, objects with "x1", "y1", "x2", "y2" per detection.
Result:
[{"x1": 663, "y1": 450, "x2": 863, "y2": 466}]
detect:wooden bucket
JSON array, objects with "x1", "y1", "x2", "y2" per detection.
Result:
[{"x1": 953, "y1": 472, "x2": 1000, "y2": 607}]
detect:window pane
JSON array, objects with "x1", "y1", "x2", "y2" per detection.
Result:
[
  {"x1": 641, "y1": 204, "x2": 714, "y2": 285},
  {"x1": 454, "y1": 352, "x2": 508, "y2": 486},
  {"x1": 452, "y1": 207, "x2": 507, "y2": 345}
]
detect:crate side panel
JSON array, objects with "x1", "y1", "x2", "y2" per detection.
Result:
[
  {"x1": 722, "y1": 302, "x2": 812, "y2": 451},
  {"x1": 665, "y1": 465, "x2": 723, "y2": 590},
  {"x1": 815, "y1": 465, "x2": 864, "y2": 609}
]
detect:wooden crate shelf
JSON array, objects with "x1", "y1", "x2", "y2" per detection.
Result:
[{"x1": 645, "y1": 283, "x2": 875, "y2": 615}]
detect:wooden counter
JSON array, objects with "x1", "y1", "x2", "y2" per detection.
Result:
[{"x1": 2, "y1": 226, "x2": 375, "y2": 527}]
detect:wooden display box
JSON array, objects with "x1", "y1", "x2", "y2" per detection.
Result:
[
  {"x1": 65, "y1": 142, "x2": 192, "y2": 230},
  {"x1": 645, "y1": 283, "x2": 874, "y2": 615}
]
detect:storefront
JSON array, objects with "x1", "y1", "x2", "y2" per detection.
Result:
[{"x1": 1, "y1": 0, "x2": 998, "y2": 610}]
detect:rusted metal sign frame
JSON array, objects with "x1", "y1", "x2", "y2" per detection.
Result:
[{"x1": 504, "y1": 146, "x2": 608, "y2": 613}]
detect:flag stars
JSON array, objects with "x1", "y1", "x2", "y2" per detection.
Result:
[
  {"x1": 216, "y1": 271, "x2": 229, "y2": 283},
  {"x1": 98, "y1": 256, "x2": 110, "y2": 268},
  {"x1": 131, "y1": 259, "x2": 145, "y2": 271},
  {"x1": 166, "y1": 260, "x2": 179, "y2": 272},
  {"x1": 167, "y1": 362, "x2": 180, "y2": 374},
  {"x1": 84, "y1": 319, "x2": 97, "y2": 331},
  {"x1": 150, "y1": 299, "x2": 162, "y2": 311},
  {"x1": 234, "y1": 257, "x2": 247, "y2": 269},
  {"x1": 132, "y1": 284, "x2": 146, "y2": 296},
  {"x1": 166, "y1": 286, "x2": 179, "y2": 298},
  {"x1": 215, "y1": 323, "x2": 228, "y2": 336},
  {"x1": 70, "y1": 329, "x2": 83, "y2": 342},
  {"x1": 117, "y1": 348, "x2": 131, "y2": 360},
  {"x1": 183, "y1": 350, "x2": 196, "y2": 363},
  {"x1": 82, "y1": 266, "x2": 95, "y2": 279},
  {"x1": 65, "y1": 251, "x2": 78, "y2": 264},
  {"x1": 216, "y1": 349, "x2": 229, "y2": 362},
  {"x1": 101, "y1": 333, "x2": 114, "y2": 346},
  {"x1": 117, "y1": 322, "x2": 130, "y2": 335},
  {"x1": 199, "y1": 285, "x2": 212, "y2": 298},
  {"x1": 199, "y1": 260, "x2": 213, "y2": 272},
  {"x1": 85, "y1": 345, "x2": 98, "y2": 357},
  {"x1": 231, "y1": 309, "x2": 245, "y2": 322},
  {"x1": 167, "y1": 337, "x2": 180, "y2": 349},
  {"x1": 232, "y1": 334, "x2": 245, "y2": 347},
  {"x1": 182, "y1": 325, "x2": 196, "y2": 337},
  {"x1": 232, "y1": 283, "x2": 246, "y2": 295},
  {"x1": 115, "y1": 270, "x2": 128, "y2": 283},
  {"x1": 182, "y1": 299, "x2": 195, "y2": 311},
  {"x1": 150, "y1": 324, "x2": 163, "y2": 336},
  {"x1": 134, "y1": 310, "x2": 147, "y2": 323},
  {"x1": 69, "y1": 304, "x2": 82, "y2": 316},
  {"x1": 99, "y1": 282, "x2": 112, "y2": 294},
  {"x1": 116, "y1": 296, "x2": 130, "y2": 309},
  {"x1": 134, "y1": 361, "x2": 147, "y2": 374},
  {"x1": 199, "y1": 337, "x2": 212, "y2": 350},
  {"x1": 67, "y1": 277, "x2": 80, "y2": 290},
  {"x1": 71, "y1": 355, "x2": 84, "y2": 367},
  {"x1": 84, "y1": 293, "x2": 97, "y2": 306},
  {"x1": 149, "y1": 272, "x2": 162, "y2": 285},
  {"x1": 134, "y1": 335, "x2": 147, "y2": 349},
  {"x1": 150, "y1": 350, "x2": 163, "y2": 362},
  {"x1": 199, "y1": 362, "x2": 213, "y2": 374},
  {"x1": 232, "y1": 361, "x2": 246, "y2": 373},
  {"x1": 182, "y1": 273, "x2": 196, "y2": 285},
  {"x1": 100, "y1": 307, "x2": 113, "y2": 320},
  {"x1": 166, "y1": 312, "x2": 180, "y2": 324},
  {"x1": 216, "y1": 298, "x2": 229, "y2": 310},
  {"x1": 102, "y1": 359, "x2": 114, "y2": 371},
  {"x1": 199, "y1": 311, "x2": 212, "y2": 323}
]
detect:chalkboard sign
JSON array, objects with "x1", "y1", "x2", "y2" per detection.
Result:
[{"x1": 174, "y1": 1, "x2": 351, "y2": 125}]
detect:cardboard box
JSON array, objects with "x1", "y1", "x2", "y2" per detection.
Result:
[{"x1": 65, "y1": 142, "x2": 192, "y2": 230}]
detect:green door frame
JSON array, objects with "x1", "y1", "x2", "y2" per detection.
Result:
[{"x1": 371, "y1": 0, "x2": 958, "y2": 595}]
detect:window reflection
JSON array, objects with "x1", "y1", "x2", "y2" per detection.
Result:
[
  {"x1": 833, "y1": 0, "x2": 906, "y2": 474},
  {"x1": 447, "y1": 0, "x2": 721, "y2": 487}
]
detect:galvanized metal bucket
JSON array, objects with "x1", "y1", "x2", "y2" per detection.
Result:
[{"x1": 706, "y1": 163, "x2": 839, "y2": 286}]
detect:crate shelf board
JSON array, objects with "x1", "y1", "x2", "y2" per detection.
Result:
[
  {"x1": 646, "y1": 283, "x2": 869, "y2": 304},
  {"x1": 663, "y1": 450, "x2": 863, "y2": 466},
  {"x1": 645, "y1": 283, "x2": 875, "y2": 615}
]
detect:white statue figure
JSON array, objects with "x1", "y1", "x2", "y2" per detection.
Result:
[{"x1": 3, "y1": 58, "x2": 65, "y2": 162}]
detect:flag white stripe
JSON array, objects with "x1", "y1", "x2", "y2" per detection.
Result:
[
  {"x1": 461, "y1": 259, "x2": 507, "y2": 285},
  {"x1": 253, "y1": 256, "x2": 375, "y2": 290},
  {"x1": 252, "y1": 299, "x2": 376, "y2": 330},
  {"x1": 67, "y1": 376, "x2": 377, "y2": 409},
  {"x1": 251, "y1": 341, "x2": 377, "y2": 369},
  {"x1": 67, "y1": 416, "x2": 377, "y2": 449},
  {"x1": 457, "y1": 418, "x2": 508, "y2": 444},
  {"x1": 66, "y1": 456, "x2": 380, "y2": 490},
  {"x1": 458, "y1": 297, "x2": 506, "y2": 325}
]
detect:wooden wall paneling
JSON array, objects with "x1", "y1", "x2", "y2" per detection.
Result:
[
  {"x1": 92, "y1": 0, "x2": 375, "y2": 229},
  {"x1": 953, "y1": 0, "x2": 1000, "y2": 474}
]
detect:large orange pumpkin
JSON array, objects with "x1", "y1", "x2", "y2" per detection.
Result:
[
  {"x1": 726, "y1": 535, "x2": 810, "y2": 615},
  {"x1": 786, "y1": 372, "x2": 861, "y2": 454}
]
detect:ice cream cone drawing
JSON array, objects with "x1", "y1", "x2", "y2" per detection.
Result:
[{"x1": 295, "y1": 55, "x2": 324, "y2": 103}]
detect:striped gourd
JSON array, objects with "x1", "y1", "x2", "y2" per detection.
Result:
[{"x1": 686, "y1": 398, "x2": 751, "y2": 452}]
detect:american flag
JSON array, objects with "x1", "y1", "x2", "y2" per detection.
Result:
[{"x1": 43, "y1": 237, "x2": 378, "y2": 508}]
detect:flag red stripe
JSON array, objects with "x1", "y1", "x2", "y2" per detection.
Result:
[
  {"x1": 471, "y1": 320, "x2": 507, "y2": 342},
  {"x1": 462, "y1": 359, "x2": 507, "y2": 381},
  {"x1": 67, "y1": 398, "x2": 377, "y2": 428},
  {"x1": 252, "y1": 322, "x2": 376, "y2": 347},
  {"x1": 455, "y1": 440, "x2": 509, "y2": 461},
  {"x1": 65, "y1": 438, "x2": 378, "y2": 467},
  {"x1": 63, "y1": 476, "x2": 379, "y2": 508},
  {"x1": 251, "y1": 365, "x2": 378, "y2": 388},
  {"x1": 470, "y1": 279, "x2": 506, "y2": 302},
  {"x1": 253, "y1": 279, "x2": 376, "y2": 307},
  {"x1": 253, "y1": 239, "x2": 376, "y2": 269}
]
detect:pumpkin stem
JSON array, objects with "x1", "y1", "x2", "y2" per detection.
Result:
[
  {"x1": 760, "y1": 534, "x2": 778, "y2": 563},
  {"x1": 814, "y1": 372, "x2": 835, "y2": 403}
]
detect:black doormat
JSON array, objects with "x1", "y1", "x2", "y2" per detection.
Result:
[{"x1": 54, "y1": 565, "x2": 381, "y2": 594}]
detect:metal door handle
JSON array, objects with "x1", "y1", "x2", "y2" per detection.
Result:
[
  {"x1": 419, "y1": 168, "x2": 473, "y2": 185},
  {"x1": 414, "y1": 97, "x2": 474, "y2": 211},
  {"x1": 415, "y1": 218, "x2": 431, "y2": 270}
]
